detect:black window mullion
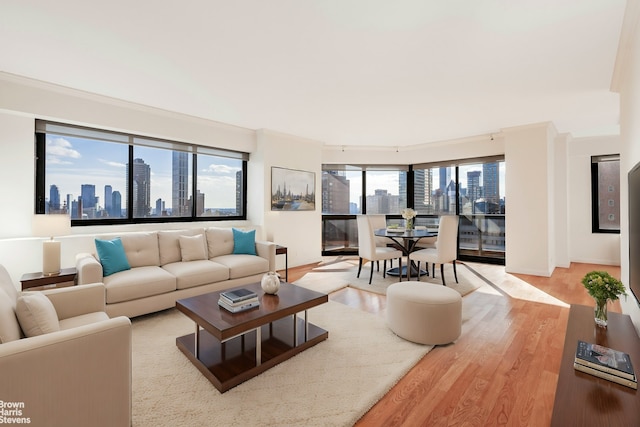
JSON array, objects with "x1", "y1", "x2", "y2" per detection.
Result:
[
  {"x1": 127, "y1": 144, "x2": 134, "y2": 220},
  {"x1": 34, "y1": 133, "x2": 46, "y2": 214},
  {"x1": 191, "y1": 153, "x2": 198, "y2": 218},
  {"x1": 361, "y1": 170, "x2": 366, "y2": 214}
]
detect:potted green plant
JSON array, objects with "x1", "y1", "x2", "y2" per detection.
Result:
[{"x1": 581, "y1": 271, "x2": 627, "y2": 327}]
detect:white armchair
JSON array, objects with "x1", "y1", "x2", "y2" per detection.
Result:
[{"x1": 0, "y1": 265, "x2": 131, "y2": 427}]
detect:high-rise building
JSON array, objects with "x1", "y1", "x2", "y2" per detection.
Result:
[
  {"x1": 188, "y1": 190, "x2": 205, "y2": 216},
  {"x1": 467, "y1": 170, "x2": 482, "y2": 213},
  {"x1": 366, "y1": 189, "x2": 398, "y2": 214},
  {"x1": 322, "y1": 171, "x2": 350, "y2": 214},
  {"x1": 439, "y1": 168, "x2": 452, "y2": 193},
  {"x1": 155, "y1": 198, "x2": 165, "y2": 216},
  {"x1": 112, "y1": 191, "x2": 122, "y2": 218},
  {"x1": 172, "y1": 151, "x2": 189, "y2": 216},
  {"x1": 413, "y1": 169, "x2": 433, "y2": 213},
  {"x1": 81, "y1": 184, "x2": 96, "y2": 209},
  {"x1": 483, "y1": 162, "x2": 499, "y2": 206},
  {"x1": 49, "y1": 185, "x2": 60, "y2": 211},
  {"x1": 104, "y1": 185, "x2": 112, "y2": 216},
  {"x1": 128, "y1": 158, "x2": 151, "y2": 217}
]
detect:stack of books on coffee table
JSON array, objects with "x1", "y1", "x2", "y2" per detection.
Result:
[
  {"x1": 218, "y1": 288, "x2": 260, "y2": 313},
  {"x1": 573, "y1": 340, "x2": 637, "y2": 389}
]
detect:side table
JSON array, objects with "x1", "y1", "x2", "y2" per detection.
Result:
[
  {"x1": 275, "y1": 245, "x2": 288, "y2": 282},
  {"x1": 20, "y1": 267, "x2": 77, "y2": 291}
]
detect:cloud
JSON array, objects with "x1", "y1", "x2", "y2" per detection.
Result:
[
  {"x1": 47, "y1": 137, "x2": 81, "y2": 160},
  {"x1": 99, "y1": 158, "x2": 126, "y2": 168},
  {"x1": 202, "y1": 164, "x2": 238, "y2": 175}
]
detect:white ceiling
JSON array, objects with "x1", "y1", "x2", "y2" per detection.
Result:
[{"x1": 0, "y1": 1, "x2": 627, "y2": 147}]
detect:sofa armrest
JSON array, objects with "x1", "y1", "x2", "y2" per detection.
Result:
[
  {"x1": 0, "y1": 316, "x2": 131, "y2": 427},
  {"x1": 41, "y1": 282, "x2": 106, "y2": 320},
  {"x1": 256, "y1": 240, "x2": 276, "y2": 271},
  {"x1": 76, "y1": 252, "x2": 103, "y2": 285}
]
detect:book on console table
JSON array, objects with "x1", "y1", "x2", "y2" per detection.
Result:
[
  {"x1": 574, "y1": 340, "x2": 636, "y2": 381},
  {"x1": 220, "y1": 288, "x2": 258, "y2": 304},
  {"x1": 573, "y1": 362, "x2": 637, "y2": 389},
  {"x1": 218, "y1": 298, "x2": 260, "y2": 313}
]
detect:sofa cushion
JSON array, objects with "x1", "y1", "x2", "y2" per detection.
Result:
[
  {"x1": 211, "y1": 254, "x2": 269, "y2": 279},
  {"x1": 119, "y1": 232, "x2": 160, "y2": 268},
  {"x1": 158, "y1": 228, "x2": 206, "y2": 265},
  {"x1": 95, "y1": 238, "x2": 131, "y2": 276},
  {"x1": 179, "y1": 234, "x2": 208, "y2": 262},
  {"x1": 162, "y1": 260, "x2": 230, "y2": 290},
  {"x1": 103, "y1": 266, "x2": 176, "y2": 304},
  {"x1": 232, "y1": 228, "x2": 257, "y2": 255},
  {"x1": 15, "y1": 292, "x2": 60, "y2": 337},
  {"x1": 206, "y1": 227, "x2": 235, "y2": 258},
  {"x1": 0, "y1": 289, "x2": 21, "y2": 343}
]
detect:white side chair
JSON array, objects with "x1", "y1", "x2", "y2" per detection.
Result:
[
  {"x1": 410, "y1": 215, "x2": 459, "y2": 286},
  {"x1": 356, "y1": 215, "x2": 403, "y2": 284},
  {"x1": 368, "y1": 214, "x2": 393, "y2": 270}
]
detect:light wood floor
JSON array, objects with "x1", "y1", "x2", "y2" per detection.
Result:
[{"x1": 282, "y1": 260, "x2": 623, "y2": 427}]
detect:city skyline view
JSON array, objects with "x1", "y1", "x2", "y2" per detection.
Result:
[
  {"x1": 45, "y1": 135, "x2": 243, "y2": 216},
  {"x1": 345, "y1": 163, "x2": 506, "y2": 213}
]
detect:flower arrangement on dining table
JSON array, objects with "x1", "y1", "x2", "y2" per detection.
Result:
[
  {"x1": 401, "y1": 208, "x2": 417, "y2": 230},
  {"x1": 581, "y1": 270, "x2": 627, "y2": 327}
]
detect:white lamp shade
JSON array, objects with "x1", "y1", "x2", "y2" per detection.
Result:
[
  {"x1": 32, "y1": 214, "x2": 70, "y2": 275},
  {"x1": 32, "y1": 214, "x2": 71, "y2": 238}
]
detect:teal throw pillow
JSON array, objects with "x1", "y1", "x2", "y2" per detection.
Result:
[
  {"x1": 95, "y1": 237, "x2": 131, "y2": 276},
  {"x1": 232, "y1": 228, "x2": 257, "y2": 255}
]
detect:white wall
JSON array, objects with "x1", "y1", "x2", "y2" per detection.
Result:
[
  {"x1": 253, "y1": 130, "x2": 324, "y2": 269},
  {"x1": 614, "y1": 0, "x2": 640, "y2": 333},
  {"x1": 554, "y1": 133, "x2": 571, "y2": 268},
  {"x1": 567, "y1": 135, "x2": 621, "y2": 265},
  {"x1": 503, "y1": 123, "x2": 556, "y2": 276}
]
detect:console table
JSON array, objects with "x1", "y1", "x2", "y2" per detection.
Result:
[{"x1": 551, "y1": 304, "x2": 640, "y2": 426}]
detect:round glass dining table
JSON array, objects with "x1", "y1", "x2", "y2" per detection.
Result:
[{"x1": 373, "y1": 228, "x2": 437, "y2": 279}]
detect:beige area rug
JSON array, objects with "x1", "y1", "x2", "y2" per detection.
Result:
[
  {"x1": 132, "y1": 301, "x2": 431, "y2": 426},
  {"x1": 304, "y1": 258, "x2": 482, "y2": 296}
]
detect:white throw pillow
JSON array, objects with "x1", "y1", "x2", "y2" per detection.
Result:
[
  {"x1": 15, "y1": 292, "x2": 60, "y2": 337},
  {"x1": 179, "y1": 234, "x2": 208, "y2": 262}
]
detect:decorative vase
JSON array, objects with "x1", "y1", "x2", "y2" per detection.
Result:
[
  {"x1": 404, "y1": 218, "x2": 414, "y2": 230},
  {"x1": 261, "y1": 271, "x2": 280, "y2": 295},
  {"x1": 594, "y1": 298, "x2": 608, "y2": 328}
]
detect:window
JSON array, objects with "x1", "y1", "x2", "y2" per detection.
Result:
[
  {"x1": 320, "y1": 165, "x2": 407, "y2": 254},
  {"x1": 366, "y1": 168, "x2": 407, "y2": 215},
  {"x1": 591, "y1": 155, "x2": 620, "y2": 233},
  {"x1": 412, "y1": 165, "x2": 457, "y2": 215},
  {"x1": 35, "y1": 120, "x2": 248, "y2": 225}
]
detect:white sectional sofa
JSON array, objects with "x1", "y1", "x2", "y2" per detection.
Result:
[{"x1": 76, "y1": 227, "x2": 276, "y2": 318}]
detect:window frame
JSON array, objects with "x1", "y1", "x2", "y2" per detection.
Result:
[{"x1": 34, "y1": 120, "x2": 248, "y2": 226}]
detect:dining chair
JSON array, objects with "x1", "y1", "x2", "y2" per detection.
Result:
[
  {"x1": 410, "y1": 215, "x2": 459, "y2": 286},
  {"x1": 356, "y1": 215, "x2": 403, "y2": 284},
  {"x1": 368, "y1": 214, "x2": 393, "y2": 270}
]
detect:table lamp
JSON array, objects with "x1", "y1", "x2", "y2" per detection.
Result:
[{"x1": 32, "y1": 214, "x2": 71, "y2": 276}]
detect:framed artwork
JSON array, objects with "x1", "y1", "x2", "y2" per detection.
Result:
[{"x1": 271, "y1": 166, "x2": 316, "y2": 211}]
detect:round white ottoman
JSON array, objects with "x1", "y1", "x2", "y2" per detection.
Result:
[{"x1": 386, "y1": 281, "x2": 462, "y2": 345}]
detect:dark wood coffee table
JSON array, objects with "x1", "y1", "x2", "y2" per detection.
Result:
[{"x1": 176, "y1": 282, "x2": 328, "y2": 392}]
